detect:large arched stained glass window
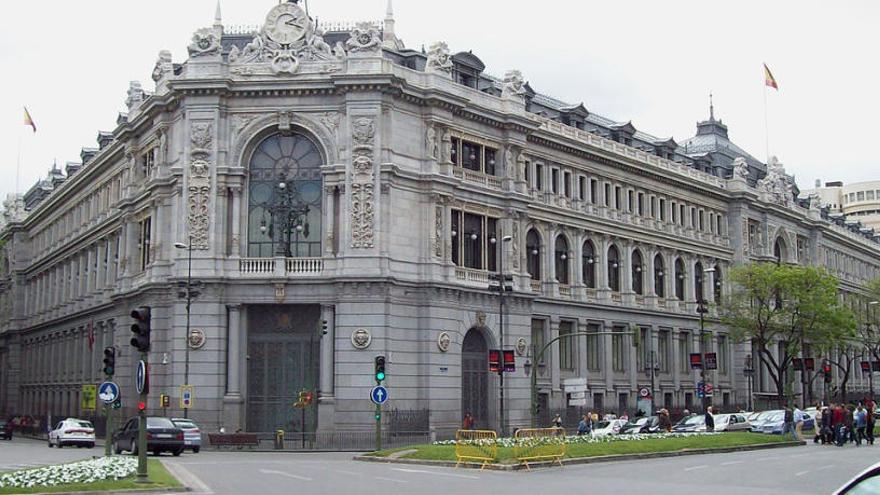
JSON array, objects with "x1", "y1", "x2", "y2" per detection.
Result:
[{"x1": 248, "y1": 133, "x2": 324, "y2": 257}]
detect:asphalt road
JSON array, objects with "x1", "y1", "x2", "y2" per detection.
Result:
[{"x1": 2, "y1": 437, "x2": 878, "y2": 495}]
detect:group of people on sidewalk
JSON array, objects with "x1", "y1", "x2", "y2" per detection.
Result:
[{"x1": 812, "y1": 402, "x2": 876, "y2": 447}]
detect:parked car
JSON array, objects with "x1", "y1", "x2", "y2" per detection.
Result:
[
  {"x1": 750, "y1": 410, "x2": 782, "y2": 433},
  {"x1": 0, "y1": 419, "x2": 12, "y2": 440},
  {"x1": 801, "y1": 407, "x2": 817, "y2": 431},
  {"x1": 713, "y1": 414, "x2": 751, "y2": 432},
  {"x1": 673, "y1": 414, "x2": 707, "y2": 433},
  {"x1": 760, "y1": 411, "x2": 787, "y2": 434},
  {"x1": 619, "y1": 416, "x2": 659, "y2": 435},
  {"x1": 48, "y1": 418, "x2": 95, "y2": 448},
  {"x1": 113, "y1": 417, "x2": 184, "y2": 456},
  {"x1": 592, "y1": 419, "x2": 628, "y2": 437},
  {"x1": 170, "y1": 418, "x2": 202, "y2": 453}
]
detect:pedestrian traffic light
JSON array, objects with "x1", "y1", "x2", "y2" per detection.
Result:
[
  {"x1": 160, "y1": 394, "x2": 170, "y2": 408},
  {"x1": 488, "y1": 349, "x2": 501, "y2": 373},
  {"x1": 137, "y1": 401, "x2": 146, "y2": 411},
  {"x1": 823, "y1": 362, "x2": 833, "y2": 383},
  {"x1": 374, "y1": 356, "x2": 386, "y2": 383},
  {"x1": 102, "y1": 346, "x2": 116, "y2": 376},
  {"x1": 130, "y1": 306, "x2": 152, "y2": 353}
]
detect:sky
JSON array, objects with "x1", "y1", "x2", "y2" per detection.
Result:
[{"x1": 1, "y1": 0, "x2": 878, "y2": 201}]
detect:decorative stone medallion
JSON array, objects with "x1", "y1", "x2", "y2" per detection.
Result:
[
  {"x1": 351, "y1": 328, "x2": 372, "y2": 349},
  {"x1": 188, "y1": 329, "x2": 207, "y2": 350},
  {"x1": 437, "y1": 332, "x2": 452, "y2": 353},
  {"x1": 516, "y1": 337, "x2": 528, "y2": 356}
]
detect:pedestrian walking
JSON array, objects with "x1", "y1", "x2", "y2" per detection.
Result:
[
  {"x1": 793, "y1": 404, "x2": 805, "y2": 442},
  {"x1": 782, "y1": 406, "x2": 795, "y2": 441},
  {"x1": 577, "y1": 415, "x2": 590, "y2": 436},
  {"x1": 855, "y1": 404, "x2": 868, "y2": 446},
  {"x1": 867, "y1": 404, "x2": 876, "y2": 445},
  {"x1": 552, "y1": 414, "x2": 563, "y2": 428},
  {"x1": 704, "y1": 406, "x2": 715, "y2": 433},
  {"x1": 833, "y1": 403, "x2": 845, "y2": 446},
  {"x1": 462, "y1": 412, "x2": 475, "y2": 430},
  {"x1": 659, "y1": 409, "x2": 673, "y2": 433}
]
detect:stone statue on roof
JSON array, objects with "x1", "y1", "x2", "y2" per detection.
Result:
[
  {"x1": 732, "y1": 157, "x2": 749, "y2": 180},
  {"x1": 425, "y1": 42, "x2": 453, "y2": 77},
  {"x1": 501, "y1": 70, "x2": 526, "y2": 102},
  {"x1": 346, "y1": 23, "x2": 382, "y2": 54},
  {"x1": 188, "y1": 28, "x2": 221, "y2": 58},
  {"x1": 756, "y1": 156, "x2": 794, "y2": 207}
]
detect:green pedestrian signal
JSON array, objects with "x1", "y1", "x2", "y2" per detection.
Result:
[{"x1": 374, "y1": 355, "x2": 386, "y2": 383}]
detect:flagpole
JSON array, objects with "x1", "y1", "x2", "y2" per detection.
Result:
[
  {"x1": 763, "y1": 84, "x2": 770, "y2": 163},
  {"x1": 15, "y1": 127, "x2": 23, "y2": 194}
]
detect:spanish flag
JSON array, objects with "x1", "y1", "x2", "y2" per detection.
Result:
[
  {"x1": 764, "y1": 63, "x2": 778, "y2": 90},
  {"x1": 23, "y1": 106, "x2": 36, "y2": 133}
]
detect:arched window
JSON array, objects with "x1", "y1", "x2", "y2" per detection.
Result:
[
  {"x1": 608, "y1": 245, "x2": 620, "y2": 292},
  {"x1": 526, "y1": 230, "x2": 541, "y2": 281},
  {"x1": 674, "y1": 258, "x2": 685, "y2": 300},
  {"x1": 774, "y1": 237, "x2": 786, "y2": 265},
  {"x1": 694, "y1": 261, "x2": 705, "y2": 303},
  {"x1": 654, "y1": 254, "x2": 665, "y2": 298},
  {"x1": 247, "y1": 133, "x2": 324, "y2": 257},
  {"x1": 713, "y1": 265, "x2": 723, "y2": 304},
  {"x1": 631, "y1": 250, "x2": 643, "y2": 295},
  {"x1": 582, "y1": 240, "x2": 596, "y2": 289},
  {"x1": 555, "y1": 236, "x2": 570, "y2": 285}
]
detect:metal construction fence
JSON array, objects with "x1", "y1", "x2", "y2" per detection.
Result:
[
  {"x1": 513, "y1": 428, "x2": 566, "y2": 469},
  {"x1": 454, "y1": 429, "x2": 497, "y2": 469}
]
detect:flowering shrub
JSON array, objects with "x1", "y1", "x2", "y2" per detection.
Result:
[
  {"x1": 434, "y1": 432, "x2": 721, "y2": 447},
  {"x1": 0, "y1": 457, "x2": 137, "y2": 489}
]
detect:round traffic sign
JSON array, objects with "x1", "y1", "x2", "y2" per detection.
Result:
[
  {"x1": 370, "y1": 386, "x2": 389, "y2": 405},
  {"x1": 98, "y1": 381, "x2": 120, "y2": 404}
]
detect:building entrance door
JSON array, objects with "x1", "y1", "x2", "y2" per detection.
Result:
[
  {"x1": 246, "y1": 305, "x2": 320, "y2": 433},
  {"x1": 461, "y1": 329, "x2": 489, "y2": 429}
]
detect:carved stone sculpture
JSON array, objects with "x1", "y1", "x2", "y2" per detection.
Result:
[
  {"x1": 188, "y1": 122, "x2": 214, "y2": 250},
  {"x1": 425, "y1": 41, "x2": 453, "y2": 76},
  {"x1": 756, "y1": 156, "x2": 794, "y2": 207},
  {"x1": 426, "y1": 123, "x2": 438, "y2": 160},
  {"x1": 125, "y1": 81, "x2": 145, "y2": 112},
  {"x1": 501, "y1": 70, "x2": 526, "y2": 101},
  {"x1": 152, "y1": 50, "x2": 173, "y2": 82},
  {"x1": 350, "y1": 117, "x2": 377, "y2": 248},
  {"x1": 505, "y1": 146, "x2": 519, "y2": 179},
  {"x1": 345, "y1": 23, "x2": 382, "y2": 53},
  {"x1": 732, "y1": 157, "x2": 749, "y2": 180},
  {"x1": 187, "y1": 28, "x2": 221, "y2": 58},
  {"x1": 333, "y1": 42, "x2": 347, "y2": 59}
]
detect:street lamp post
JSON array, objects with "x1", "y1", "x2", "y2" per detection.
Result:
[
  {"x1": 258, "y1": 173, "x2": 311, "y2": 258},
  {"x1": 697, "y1": 267, "x2": 715, "y2": 413},
  {"x1": 868, "y1": 301, "x2": 878, "y2": 402},
  {"x1": 645, "y1": 350, "x2": 660, "y2": 413},
  {"x1": 488, "y1": 235, "x2": 512, "y2": 437},
  {"x1": 174, "y1": 238, "x2": 193, "y2": 418},
  {"x1": 743, "y1": 355, "x2": 754, "y2": 412}
]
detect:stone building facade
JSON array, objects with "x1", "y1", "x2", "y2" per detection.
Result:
[{"x1": 1, "y1": 1, "x2": 879, "y2": 434}]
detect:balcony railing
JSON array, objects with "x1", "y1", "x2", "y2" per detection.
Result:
[
  {"x1": 454, "y1": 267, "x2": 490, "y2": 285},
  {"x1": 239, "y1": 257, "x2": 324, "y2": 276},
  {"x1": 452, "y1": 167, "x2": 502, "y2": 190},
  {"x1": 558, "y1": 284, "x2": 572, "y2": 297}
]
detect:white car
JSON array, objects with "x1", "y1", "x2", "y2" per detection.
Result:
[
  {"x1": 48, "y1": 418, "x2": 96, "y2": 449},
  {"x1": 591, "y1": 419, "x2": 628, "y2": 437},
  {"x1": 714, "y1": 413, "x2": 752, "y2": 432}
]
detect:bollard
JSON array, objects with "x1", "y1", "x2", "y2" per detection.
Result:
[{"x1": 274, "y1": 429, "x2": 284, "y2": 450}]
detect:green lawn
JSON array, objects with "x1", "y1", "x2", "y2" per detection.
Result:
[
  {"x1": 0, "y1": 459, "x2": 181, "y2": 494},
  {"x1": 368, "y1": 432, "x2": 792, "y2": 465}
]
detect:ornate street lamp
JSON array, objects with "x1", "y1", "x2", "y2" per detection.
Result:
[{"x1": 257, "y1": 173, "x2": 311, "y2": 257}]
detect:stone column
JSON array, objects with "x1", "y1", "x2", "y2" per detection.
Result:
[
  {"x1": 322, "y1": 185, "x2": 334, "y2": 256},
  {"x1": 621, "y1": 241, "x2": 634, "y2": 304},
  {"x1": 577, "y1": 320, "x2": 588, "y2": 379},
  {"x1": 318, "y1": 304, "x2": 337, "y2": 432},
  {"x1": 230, "y1": 186, "x2": 242, "y2": 257},
  {"x1": 223, "y1": 304, "x2": 244, "y2": 431},
  {"x1": 549, "y1": 317, "x2": 561, "y2": 394}
]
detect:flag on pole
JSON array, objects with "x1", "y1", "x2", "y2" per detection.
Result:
[
  {"x1": 23, "y1": 107, "x2": 37, "y2": 133},
  {"x1": 87, "y1": 320, "x2": 95, "y2": 351},
  {"x1": 764, "y1": 63, "x2": 778, "y2": 90}
]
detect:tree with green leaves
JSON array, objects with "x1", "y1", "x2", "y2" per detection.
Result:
[{"x1": 722, "y1": 263, "x2": 856, "y2": 404}]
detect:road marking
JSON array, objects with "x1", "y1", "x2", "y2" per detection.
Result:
[
  {"x1": 684, "y1": 465, "x2": 708, "y2": 472},
  {"x1": 818, "y1": 465, "x2": 836, "y2": 471},
  {"x1": 392, "y1": 468, "x2": 480, "y2": 480},
  {"x1": 334, "y1": 469, "x2": 362, "y2": 476},
  {"x1": 375, "y1": 476, "x2": 409, "y2": 483},
  {"x1": 720, "y1": 461, "x2": 743, "y2": 466},
  {"x1": 795, "y1": 470, "x2": 810, "y2": 477},
  {"x1": 259, "y1": 469, "x2": 313, "y2": 481},
  {"x1": 163, "y1": 460, "x2": 214, "y2": 495}
]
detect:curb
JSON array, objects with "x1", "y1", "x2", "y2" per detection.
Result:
[
  {"x1": 354, "y1": 440, "x2": 805, "y2": 471},
  {"x1": 25, "y1": 488, "x2": 188, "y2": 495}
]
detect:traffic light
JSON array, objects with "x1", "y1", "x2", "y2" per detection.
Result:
[
  {"x1": 823, "y1": 362, "x2": 833, "y2": 383},
  {"x1": 130, "y1": 306, "x2": 152, "y2": 353},
  {"x1": 374, "y1": 355, "x2": 386, "y2": 383},
  {"x1": 488, "y1": 350, "x2": 501, "y2": 373},
  {"x1": 102, "y1": 347, "x2": 116, "y2": 376},
  {"x1": 321, "y1": 319, "x2": 329, "y2": 335},
  {"x1": 160, "y1": 394, "x2": 170, "y2": 408},
  {"x1": 137, "y1": 401, "x2": 146, "y2": 411}
]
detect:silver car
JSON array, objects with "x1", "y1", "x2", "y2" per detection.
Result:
[{"x1": 171, "y1": 418, "x2": 202, "y2": 453}]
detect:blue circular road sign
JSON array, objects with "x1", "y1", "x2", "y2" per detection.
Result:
[
  {"x1": 136, "y1": 360, "x2": 147, "y2": 394},
  {"x1": 98, "y1": 381, "x2": 120, "y2": 404},
  {"x1": 370, "y1": 386, "x2": 389, "y2": 405}
]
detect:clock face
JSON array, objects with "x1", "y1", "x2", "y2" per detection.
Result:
[{"x1": 265, "y1": 4, "x2": 307, "y2": 45}]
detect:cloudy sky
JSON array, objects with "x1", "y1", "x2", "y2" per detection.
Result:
[{"x1": 1, "y1": 0, "x2": 877, "y2": 200}]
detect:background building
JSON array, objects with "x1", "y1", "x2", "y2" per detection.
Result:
[
  {"x1": 801, "y1": 180, "x2": 880, "y2": 235},
  {"x1": 0, "y1": 1, "x2": 879, "y2": 437}
]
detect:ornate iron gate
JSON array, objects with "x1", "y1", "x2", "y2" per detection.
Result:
[{"x1": 462, "y1": 329, "x2": 489, "y2": 429}]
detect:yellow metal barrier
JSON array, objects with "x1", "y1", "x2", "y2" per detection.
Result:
[
  {"x1": 513, "y1": 428, "x2": 566, "y2": 469},
  {"x1": 454, "y1": 430, "x2": 498, "y2": 469}
]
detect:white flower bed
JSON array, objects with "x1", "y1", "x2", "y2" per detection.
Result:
[
  {"x1": 0, "y1": 457, "x2": 137, "y2": 489},
  {"x1": 435, "y1": 432, "x2": 721, "y2": 448}
]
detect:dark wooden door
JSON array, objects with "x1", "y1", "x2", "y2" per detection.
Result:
[{"x1": 462, "y1": 329, "x2": 489, "y2": 428}]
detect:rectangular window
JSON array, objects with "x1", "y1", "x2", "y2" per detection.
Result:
[
  {"x1": 578, "y1": 176, "x2": 586, "y2": 201},
  {"x1": 658, "y1": 329, "x2": 671, "y2": 373},
  {"x1": 628, "y1": 190, "x2": 634, "y2": 212},
  {"x1": 615, "y1": 186, "x2": 622, "y2": 210},
  {"x1": 690, "y1": 207, "x2": 697, "y2": 228},
  {"x1": 698, "y1": 210, "x2": 705, "y2": 231},
  {"x1": 671, "y1": 202, "x2": 677, "y2": 223},
  {"x1": 141, "y1": 149, "x2": 155, "y2": 178},
  {"x1": 660, "y1": 199, "x2": 666, "y2": 221},
  {"x1": 637, "y1": 327, "x2": 649, "y2": 370},
  {"x1": 461, "y1": 140, "x2": 480, "y2": 171},
  {"x1": 857, "y1": 191, "x2": 865, "y2": 201},
  {"x1": 868, "y1": 191, "x2": 875, "y2": 201},
  {"x1": 649, "y1": 196, "x2": 655, "y2": 218},
  {"x1": 551, "y1": 169, "x2": 559, "y2": 194},
  {"x1": 590, "y1": 179, "x2": 598, "y2": 204},
  {"x1": 536, "y1": 164, "x2": 544, "y2": 191},
  {"x1": 679, "y1": 331, "x2": 691, "y2": 373},
  {"x1": 604, "y1": 183, "x2": 611, "y2": 207},
  {"x1": 680, "y1": 205, "x2": 686, "y2": 226},
  {"x1": 524, "y1": 161, "x2": 531, "y2": 188},
  {"x1": 564, "y1": 172, "x2": 572, "y2": 198},
  {"x1": 559, "y1": 321, "x2": 575, "y2": 371},
  {"x1": 612, "y1": 326, "x2": 626, "y2": 372},
  {"x1": 450, "y1": 210, "x2": 497, "y2": 271},
  {"x1": 716, "y1": 215, "x2": 723, "y2": 235},
  {"x1": 586, "y1": 323, "x2": 600, "y2": 371},
  {"x1": 531, "y1": 318, "x2": 546, "y2": 364},
  {"x1": 484, "y1": 147, "x2": 496, "y2": 176},
  {"x1": 638, "y1": 193, "x2": 645, "y2": 216},
  {"x1": 139, "y1": 216, "x2": 152, "y2": 271},
  {"x1": 718, "y1": 335, "x2": 729, "y2": 375},
  {"x1": 618, "y1": 393, "x2": 629, "y2": 414}
]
